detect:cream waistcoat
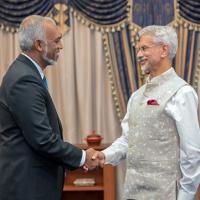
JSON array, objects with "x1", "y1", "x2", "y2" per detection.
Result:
[{"x1": 123, "y1": 69, "x2": 187, "y2": 200}]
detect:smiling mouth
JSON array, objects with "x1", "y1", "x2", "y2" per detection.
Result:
[
  {"x1": 138, "y1": 58, "x2": 146, "y2": 65},
  {"x1": 55, "y1": 52, "x2": 60, "y2": 57},
  {"x1": 137, "y1": 57, "x2": 144, "y2": 61}
]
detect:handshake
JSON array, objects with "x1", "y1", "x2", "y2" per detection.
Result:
[{"x1": 83, "y1": 148, "x2": 105, "y2": 171}]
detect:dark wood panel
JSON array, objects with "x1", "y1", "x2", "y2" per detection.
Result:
[
  {"x1": 62, "y1": 144, "x2": 116, "y2": 200},
  {"x1": 62, "y1": 191, "x2": 103, "y2": 200}
]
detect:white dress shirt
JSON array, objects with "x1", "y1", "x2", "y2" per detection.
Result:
[{"x1": 103, "y1": 75, "x2": 200, "y2": 200}]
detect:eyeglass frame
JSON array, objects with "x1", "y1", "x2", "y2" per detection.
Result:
[{"x1": 136, "y1": 43, "x2": 163, "y2": 53}]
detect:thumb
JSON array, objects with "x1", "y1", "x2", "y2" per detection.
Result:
[
  {"x1": 83, "y1": 165, "x2": 88, "y2": 172},
  {"x1": 97, "y1": 152, "x2": 105, "y2": 160},
  {"x1": 91, "y1": 151, "x2": 99, "y2": 160}
]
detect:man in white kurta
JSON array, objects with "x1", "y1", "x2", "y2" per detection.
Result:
[{"x1": 93, "y1": 25, "x2": 200, "y2": 200}]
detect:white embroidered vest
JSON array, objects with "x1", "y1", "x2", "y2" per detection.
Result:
[{"x1": 123, "y1": 69, "x2": 187, "y2": 200}]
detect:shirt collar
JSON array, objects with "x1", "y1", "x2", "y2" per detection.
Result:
[
  {"x1": 146, "y1": 68, "x2": 174, "y2": 84},
  {"x1": 21, "y1": 53, "x2": 44, "y2": 79}
]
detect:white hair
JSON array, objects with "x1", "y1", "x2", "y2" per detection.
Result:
[
  {"x1": 138, "y1": 25, "x2": 178, "y2": 60},
  {"x1": 18, "y1": 15, "x2": 55, "y2": 51}
]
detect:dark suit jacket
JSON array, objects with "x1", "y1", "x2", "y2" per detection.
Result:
[{"x1": 0, "y1": 54, "x2": 82, "y2": 200}]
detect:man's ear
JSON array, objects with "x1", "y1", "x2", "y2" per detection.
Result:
[
  {"x1": 34, "y1": 40, "x2": 43, "y2": 52},
  {"x1": 161, "y1": 44, "x2": 169, "y2": 58}
]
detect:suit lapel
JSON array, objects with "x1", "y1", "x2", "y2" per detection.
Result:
[{"x1": 17, "y1": 54, "x2": 63, "y2": 139}]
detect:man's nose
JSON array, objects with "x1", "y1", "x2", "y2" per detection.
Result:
[
  {"x1": 136, "y1": 48, "x2": 143, "y2": 57},
  {"x1": 59, "y1": 43, "x2": 64, "y2": 49}
]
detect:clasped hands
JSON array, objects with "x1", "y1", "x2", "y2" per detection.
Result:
[{"x1": 83, "y1": 148, "x2": 105, "y2": 171}]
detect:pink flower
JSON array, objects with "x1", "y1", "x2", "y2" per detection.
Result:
[{"x1": 147, "y1": 99, "x2": 159, "y2": 105}]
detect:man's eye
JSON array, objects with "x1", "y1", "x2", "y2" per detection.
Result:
[
  {"x1": 141, "y1": 46, "x2": 148, "y2": 51},
  {"x1": 137, "y1": 46, "x2": 148, "y2": 52}
]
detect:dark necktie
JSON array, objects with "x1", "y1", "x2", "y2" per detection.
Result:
[{"x1": 42, "y1": 76, "x2": 48, "y2": 90}]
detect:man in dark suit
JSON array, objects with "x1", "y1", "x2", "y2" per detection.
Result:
[{"x1": 0, "y1": 15, "x2": 96, "y2": 200}]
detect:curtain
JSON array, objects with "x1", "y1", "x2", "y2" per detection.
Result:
[
  {"x1": 1, "y1": 0, "x2": 200, "y2": 199},
  {"x1": 46, "y1": 16, "x2": 121, "y2": 144},
  {"x1": 0, "y1": 30, "x2": 19, "y2": 79},
  {"x1": 0, "y1": 0, "x2": 53, "y2": 29}
]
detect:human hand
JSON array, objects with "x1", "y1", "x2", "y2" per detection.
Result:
[
  {"x1": 92, "y1": 151, "x2": 105, "y2": 168},
  {"x1": 84, "y1": 148, "x2": 99, "y2": 171}
]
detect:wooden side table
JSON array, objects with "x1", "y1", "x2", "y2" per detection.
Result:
[{"x1": 62, "y1": 144, "x2": 116, "y2": 200}]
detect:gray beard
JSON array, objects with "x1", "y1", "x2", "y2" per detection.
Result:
[
  {"x1": 42, "y1": 52, "x2": 56, "y2": 66},
  {"x1": 141, "y1": 66, "x2": 150, "y2": 74}
]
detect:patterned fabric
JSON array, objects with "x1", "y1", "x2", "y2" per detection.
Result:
[
  {"x1": 179, "y1": 0, "x2": 200, "y2": 24},
  {"x1": 123, "y1": 69, "x2": 186, "y2": 199},
  {"x1": 132, "y1": 0, "x2": 174, "y2": 27},
  {"x1": 69, "y1": 0, "x2": 129, "y2": 25},
  {"x1": 0, "y1": 0, "x2": 53, "y2": 28},
  {"x1": 103, "y1": 27, "x2": 139, "y2": 119}
]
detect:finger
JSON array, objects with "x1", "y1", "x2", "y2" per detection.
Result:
[
  {"x1": 83, "y1": 165, "x2": 88, "y2": 172},
  {"x1": 99, "y1": 159, "x2": 105, "y2": 168},
  {"x1": 91, "y1": 151, "x2": 99, "y2": 160},
  {"x1": 87, "y1": 148, "x2": 95, "y2": 153}
]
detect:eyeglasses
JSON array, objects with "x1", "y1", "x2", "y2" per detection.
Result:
[
  {"x1": 136, "y1": 44, "x2": 162, "y2": 53},
  {"x1": 38, "y1": 36, "x2": 63, "y2": 45}
]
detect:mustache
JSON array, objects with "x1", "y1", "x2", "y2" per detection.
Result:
[{"x1": 137, "y1": 57, "x2": 144, "y2": 62}]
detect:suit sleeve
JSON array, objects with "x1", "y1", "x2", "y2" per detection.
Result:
[{"x1": 7, "y1": 75, "x2": 82, "y2": 170}]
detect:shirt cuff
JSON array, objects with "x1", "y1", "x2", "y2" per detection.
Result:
[
  {"x1": 177, "y1": 188, "x2": 196, "y2": 200},
  {"x1": 102, "y1": 149, "x2": 116, "y2": 165},
  {"x1": 79, "y1": 150, "x2": 86, "y2": 167}
]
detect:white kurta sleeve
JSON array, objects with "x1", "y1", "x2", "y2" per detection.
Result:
[{"x1": 165, "y1": 85, "x2": 200, "y2": 200}]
